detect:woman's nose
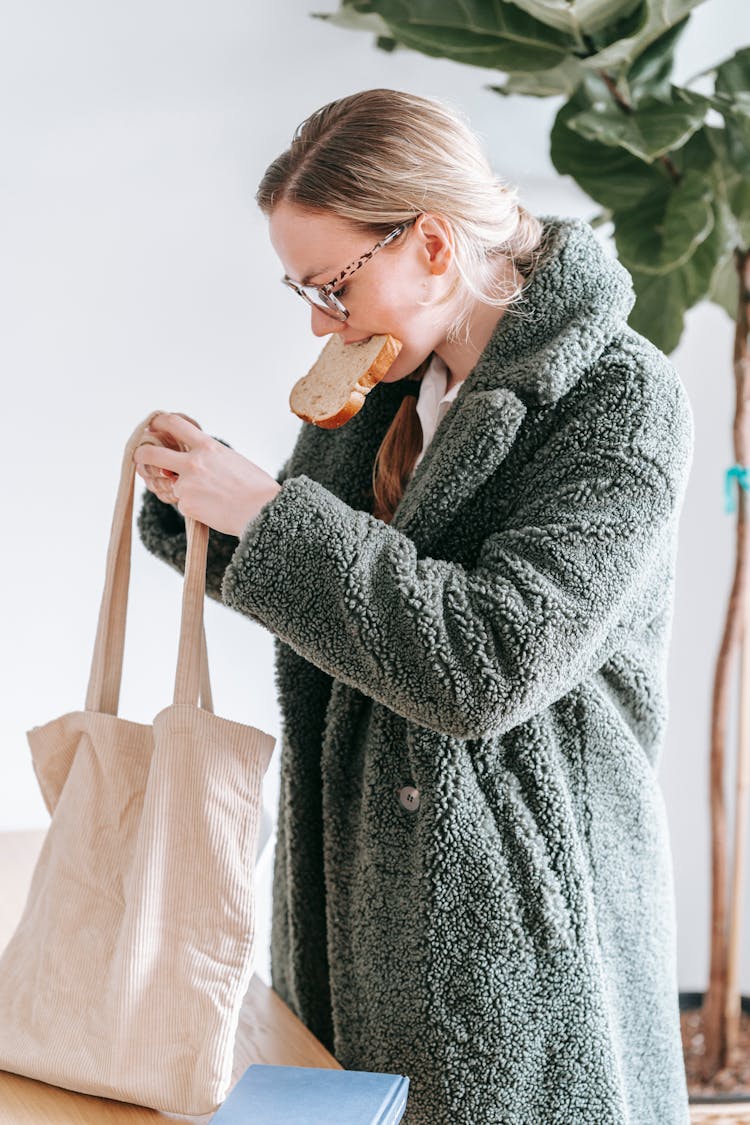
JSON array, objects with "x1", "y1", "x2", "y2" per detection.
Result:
[{"x1": 310, "y1": 305, "x2": 345, "y2": 338}]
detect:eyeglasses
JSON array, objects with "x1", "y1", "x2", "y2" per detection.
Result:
[{"x1": 281, "y1": 217, "x2": 418, "y2": 321}]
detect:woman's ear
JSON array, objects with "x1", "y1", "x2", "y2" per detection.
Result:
[{"x1": 415, "y1": 213, "x2": 454, "y2": 277}]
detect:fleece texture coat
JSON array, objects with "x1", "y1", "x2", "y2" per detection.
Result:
[{"x1": 137, "y1": 214, "x2": 694, "y2": 1125}]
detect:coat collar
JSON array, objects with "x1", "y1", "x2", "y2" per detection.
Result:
[{"x1": 386, "y1": 214, "x2": 637, "y2": 547}]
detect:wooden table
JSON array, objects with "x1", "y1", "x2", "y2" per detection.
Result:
[
  {"x1": 690, "y1": 1110, "x2": 750, "y2": 1124},
  {"x1": 0, "y1": 830, "x2": 340, "y2": 1124}
]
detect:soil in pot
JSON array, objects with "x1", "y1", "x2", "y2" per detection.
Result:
[{"x1": 680, "y1": 992, "x2": 750, "y2": 1103}]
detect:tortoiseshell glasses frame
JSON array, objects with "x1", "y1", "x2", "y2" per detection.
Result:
[{"x1": 281, "y1": 217, "x2": 418, "y2": 321}]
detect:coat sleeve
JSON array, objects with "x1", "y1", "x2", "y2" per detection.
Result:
[
  {"x1": 136, "y1": 438, "x2": 293, "y2": 603},
  {"x1": 219, "y1": 366, "x2": 694, "y2": 739}
]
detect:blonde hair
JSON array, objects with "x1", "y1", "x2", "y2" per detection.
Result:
[{"x1": 256, "y1": 88, "x2": 548, "y2": 523}]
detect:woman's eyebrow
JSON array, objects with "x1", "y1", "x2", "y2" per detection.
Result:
[{"x1": 301, "y1": 267, "x2": 333, "y2": 286}]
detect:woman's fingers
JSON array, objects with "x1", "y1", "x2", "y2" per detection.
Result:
[
  {"x1": 135, "y1": 444, "x2": 183, "y2": 474},
  {"x1": 147, "y1": 412, "x2": 205, "y2": 450},
  {"x1": 135, "y1": 412, "x2": 200, "y2": 509},
  {"x1": 136, "y1": 460, "x2": 179, "y2": 504},
  {"x1": 147, "y1": 411, "x2": 202, "y2": 433}
]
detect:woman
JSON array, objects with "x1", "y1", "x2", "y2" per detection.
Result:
[{"x1": 134, "y1": 88, "x2": 693, "y2": 1124}]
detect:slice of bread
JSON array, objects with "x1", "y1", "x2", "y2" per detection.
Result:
[{"x1": 289, "y1": 333, "x2": 403, "y2": 429}]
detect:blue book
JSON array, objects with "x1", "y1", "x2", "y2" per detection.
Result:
[{"x1": 210, "y1": 1064, "x2": 410, "y2": 1124}]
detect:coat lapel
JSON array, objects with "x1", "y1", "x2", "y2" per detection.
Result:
[
  {"x1": 389, "y1": 385, "x2": 527, "y2": 551},
  {"x1": 384, "y1": 213, "x2": 639, "y2": 550}
]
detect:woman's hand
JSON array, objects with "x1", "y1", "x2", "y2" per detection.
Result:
[{"x1": 133, "y1": 412, "x2": 282, "y2": 538}]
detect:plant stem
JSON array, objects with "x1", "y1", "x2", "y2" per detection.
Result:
[
  {"x1": 702, "y1": 246, "x2": 750, "y2": 1078},
  {"x1": 725, "y1": 248, "x2": 750, "y2": 1062}
]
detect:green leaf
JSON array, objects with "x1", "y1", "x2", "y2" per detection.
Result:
[
  {"x1": 722, "y1": 106, "x2": 750, "y2": 174},
  {"x1": 613, "y1": 169, "x2": 714, "y2": 275},
  {"x1": 622, "y1": 15, "x2": 690, "y2": 105},
  {"x1": 378, "y1": 22, "x2": 567, "y2": 68},
  {"x1": 727, "y1": 178, "x2": 750, "y2": 248},
  {"x1": 714, "y1": 46, "x2": 750, "y2": 99},
  {"x1": 670, "y1": 121, "x2": 719, "y2": 173},
  {"x1": 550, "y1": 80, "x2": 667, "y2": 210},
  {"x1": 578, "y1": 0, "x2": 706, "y2": 71},
  {"x1": 670, "y1": 197, "x2": 732, "y2": 305},
  {"x1": 623, "y1": 196, "x2": 731, "y2": 352},
  {"x1": 566, "y1": 83, "x2": 711, "y2": 161},
  {"x1": 699, "y1": 51, "x2": 750, "y2": 173},
  {"x1": 337, "y1": 0, "x2": 578, "y2": 71},
  {"x1": 495, "y1": 0, "x2": 643, "y2": 40},
  {"x1": 584, "y1": 0, "x2": 650, "y2": 52},
  {"x1": 311, "y1": 7, "x2": 392, "y2": 34},
  {"x1": 707, "y1": 248, "x2": 740, "y2": 321},
  {"x1": 699, "y1": 127, "x2": 750, "y2": 248},
  {"x1": 624, "y1": 266, "x2": 684, "y2": 354},
  {"x1": 487, "y1": 56, "x2": 586, "y2": 98}
]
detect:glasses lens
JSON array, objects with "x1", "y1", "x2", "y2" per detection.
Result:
[
  {"x1": 283, "y1": 278, "x2": 346, "y2": 320},
  {"x1": 306, "y1": 287, "x2": 347, "y2": 320}
]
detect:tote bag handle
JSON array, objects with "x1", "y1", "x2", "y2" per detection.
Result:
[{"x1": 85, "y1": 409, "x2": 214, "y2": 716}]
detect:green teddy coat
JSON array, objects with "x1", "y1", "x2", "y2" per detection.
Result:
[{"x1": 137, "y1": 215, "x2": 694, "y2": 1124}]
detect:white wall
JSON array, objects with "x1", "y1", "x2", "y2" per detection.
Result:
[{"x1": 1, "y1": 0, "x2": 748, "y2": 993}]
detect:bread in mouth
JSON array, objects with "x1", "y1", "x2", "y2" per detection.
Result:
[{"x1": 289, "y1": 333, "x2": 403, "y2": 429}]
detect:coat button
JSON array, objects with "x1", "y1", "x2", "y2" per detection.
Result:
[{"x1": 397, "y1": 785, "x2": 420, "y2": 812}]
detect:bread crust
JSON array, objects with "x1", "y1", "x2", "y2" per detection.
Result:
[{"x1": 289, "y1": 334, "x2": 403, "y2": 429}]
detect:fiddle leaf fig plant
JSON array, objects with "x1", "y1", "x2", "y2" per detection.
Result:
[{"x1": 314, "y1": 0, "x2": 750, "y2": 1091}]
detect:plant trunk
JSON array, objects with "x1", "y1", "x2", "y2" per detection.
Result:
[
  {"x1": 702, "y1": 246, "x2": 750, "y2": 1079},
  {"x1": 726, "y1": 603, "x2": 750, "y2": 1062}
]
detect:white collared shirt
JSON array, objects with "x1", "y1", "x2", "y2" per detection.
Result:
[{"x1": 409, "y1": 352, "x2": 462, "y2": 479}]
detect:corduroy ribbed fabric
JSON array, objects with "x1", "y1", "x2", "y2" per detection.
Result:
[{"x1": 0, "y1": 413, "x2": 275, "y2": 1114}]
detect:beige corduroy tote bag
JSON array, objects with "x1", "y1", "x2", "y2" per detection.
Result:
[{"x1": 0, "y1": 410, "x2": 275, "y2": 1114}]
